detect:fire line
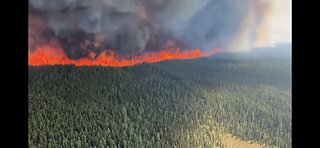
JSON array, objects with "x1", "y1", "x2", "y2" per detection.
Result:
[{"x1": 29, "y1": 47, "x2": 222, "y2": 67}]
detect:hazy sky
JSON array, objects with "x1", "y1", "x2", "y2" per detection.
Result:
[
  {"x1": 272, "y1": 0, "x2": 292, "y2": 44},
  {"x1": 254, "y1": 0, "x2": 292, "y2": 47},
  {"x1": 229, "y1": 0, "x2": 291, "y2": 51}
]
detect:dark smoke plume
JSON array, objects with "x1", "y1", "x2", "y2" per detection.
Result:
[{"x1": 29, "y1": 0, "x2": 274, "y2": 59}]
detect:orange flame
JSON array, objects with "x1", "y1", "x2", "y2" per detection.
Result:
[{"x1": 28, "y1": 46, "x2": 221, "y2": 67}]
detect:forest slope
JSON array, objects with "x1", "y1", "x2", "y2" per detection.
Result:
[{"x1": 29, "y1": 50, "x2": 291, "y2": 148}]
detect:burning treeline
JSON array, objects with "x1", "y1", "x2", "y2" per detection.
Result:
[{"x1": 29, "y1": 0, "x2": 276, "y2": 67}]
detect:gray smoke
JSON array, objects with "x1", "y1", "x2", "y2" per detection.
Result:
[{"x1": 29, "y1": 0, "x2": 268, "y2": 59}]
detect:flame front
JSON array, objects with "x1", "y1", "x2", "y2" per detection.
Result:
[{"x1": 29, "y1": 47, "x2": 221, "y2": 67}]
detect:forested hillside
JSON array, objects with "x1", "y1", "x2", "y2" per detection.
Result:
[{"x1": 28, "y1": 52, "x2": 291, "y2": 147}]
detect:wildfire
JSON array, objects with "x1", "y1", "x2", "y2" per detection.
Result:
[{"x1": 28, "y1": 46, "x2": 221, "y2": 67}]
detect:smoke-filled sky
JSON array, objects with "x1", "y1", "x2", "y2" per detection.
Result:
[{"x1": 29, "y1": 0, "x2": 291, "y2": 59}]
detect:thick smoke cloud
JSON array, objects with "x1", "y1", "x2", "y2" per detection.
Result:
[{"x1": 29, "y1": 0, "x2": 274, "y2": 59}]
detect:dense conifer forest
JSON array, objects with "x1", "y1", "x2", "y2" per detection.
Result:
[{"x1": 29, "y1": 51, "x2": 291, "y2": 147}]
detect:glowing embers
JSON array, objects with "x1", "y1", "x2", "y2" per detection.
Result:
[{"x1": 29, "y1": 47, "x2": 221, "y2": 67}]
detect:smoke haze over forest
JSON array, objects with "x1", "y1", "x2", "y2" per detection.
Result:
[{"x1": 29, "y1": 0, "x2": 291, "y2": 60}]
